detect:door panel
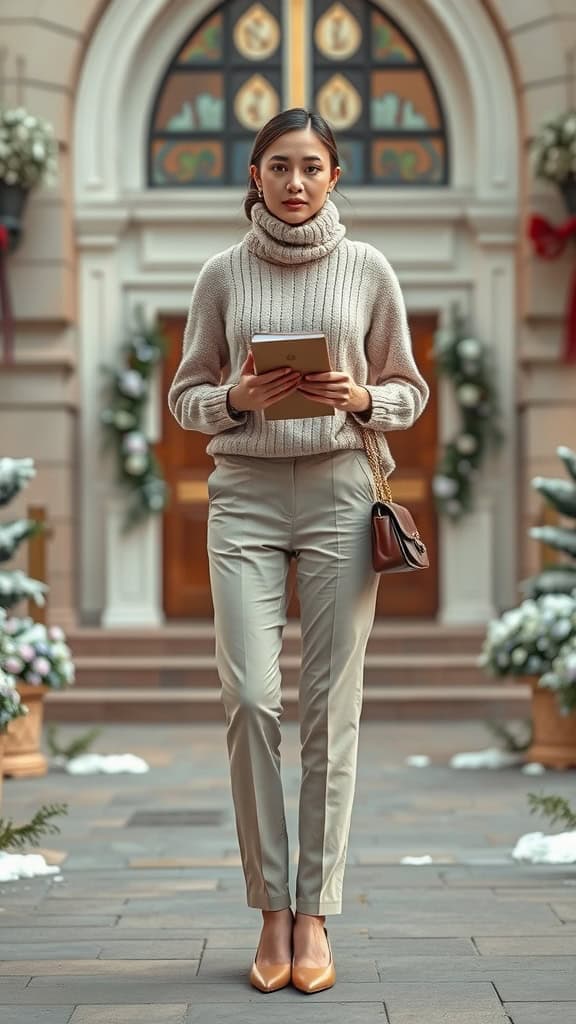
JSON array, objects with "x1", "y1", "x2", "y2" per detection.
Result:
[{"x1": 159, "y1": 313, "x2": 438, "y2": 619}]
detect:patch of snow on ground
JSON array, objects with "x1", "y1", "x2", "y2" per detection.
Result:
[
  {"x1": 450, "y1": 747, "x2": 525, "y2": 769},
  {"x1": 405, "y1": 755, "x2": 431, "y2": 767},
  {"x1": 64, "y1": 753, "x2": 150, "y2": 775},
  {"x1": 512, "y1": 830, "x2": 576, "y2": 864},
  {"x1": 0, "y1": 853, "x2": 60, "y2": 882}
]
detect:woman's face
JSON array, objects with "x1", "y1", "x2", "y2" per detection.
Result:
[{"x1": 250, "y1": 126, "x2": 340, "y2": 225}]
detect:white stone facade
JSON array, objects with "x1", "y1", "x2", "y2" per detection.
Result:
[{"x1": 0, "y1": 0, "x2": 575, "y2": 628}]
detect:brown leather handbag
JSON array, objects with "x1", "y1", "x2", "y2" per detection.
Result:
[{"x1": 361, "y1": 429, "x2": 429, "y2": 574}]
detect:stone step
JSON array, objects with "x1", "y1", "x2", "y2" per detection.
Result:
[
  {"x1": 68, "y1": 621, "x2": 486, "y2": 658},
  {"x1": 71, "y1": 652, "x2": 489, "y2": 688},
  {"x1": 44, "y1": 684, "x2": 531, "y2": 723}
]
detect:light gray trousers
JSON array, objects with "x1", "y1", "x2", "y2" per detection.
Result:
[{"x1": 207, "y1": 448, "x2": 379, "y2": 915}]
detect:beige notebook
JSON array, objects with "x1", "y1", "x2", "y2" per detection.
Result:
[{"x1": 251, "y1": 332, "x2": 334, "y2": 421}]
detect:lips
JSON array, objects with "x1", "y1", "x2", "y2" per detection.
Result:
[{"x1": 283, "y1": 200, "x2": 306, "y2": 207}]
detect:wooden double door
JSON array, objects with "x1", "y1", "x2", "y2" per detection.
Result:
[{"x1": 157, "y1": 314, "x2": 439, "y2": 619}]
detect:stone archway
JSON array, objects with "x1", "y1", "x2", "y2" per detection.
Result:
[{"x1": 73, "y1": 0, "x2": 520, "y2": 626}]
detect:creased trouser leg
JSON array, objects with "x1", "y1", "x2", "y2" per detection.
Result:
[
  {"x1": 207, "y1": 457, "x2": 292, "y2": 910},
  {"x1": 294, "y1": 452, "x2": 379, "y2": 915}
]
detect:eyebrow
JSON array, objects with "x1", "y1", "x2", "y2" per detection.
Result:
[{"x1": 266, "y1": 154, "x2": 324, "y2": 162}]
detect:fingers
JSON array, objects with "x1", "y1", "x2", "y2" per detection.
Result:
[
  {"x1": 303, "y1": 371, "x2": 348, "y2": 382},
  {"x1": 240, "y1": 350, "x2": 255, "y2": 375}
]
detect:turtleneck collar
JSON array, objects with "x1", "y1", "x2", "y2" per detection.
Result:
[{"x1": 246, "y1": 198, "x2": 346, "y2": 265}]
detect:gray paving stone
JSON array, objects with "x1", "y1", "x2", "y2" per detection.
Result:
[
  {"x1": 69, "y1": 1007, "x2": 187, "y2": 1024},
  {"x1": 383, "y1": 981, "x2": 509, "y2": 1023},
  {"x1": 375, "y1": 954, "x2": 576, "y2": 981},
  {"x1": 5, "y1": 928, "x2": 207, "y2": 943},
  {"x1": 99, "y1": 941, "x2": 204, "y2": 960},
  {"x1": 1, "y1": 960, "x2": 199, "y2": 978},
  {"x1": 475, "y1": 935, "x2": 576, "y2": 955},
  {"x1": 550, "y1": 902, "x2": 576, "y2": 921},
  {"x1": 184, "y1": 1006, "x2": 388, "y2": 1023},
  {"x1": 0, "y1": 916, "x2": 118, "y2": 927},
  {"x1": 504, "y1": 1004, "x2": 576, "y2": 1024},
  {"x1": 0, "y1": 944, "x2": 102, "y2": 960},
  {"x1": 493, "y1": 973, "x2": 576, "y2": 1000},
  {"x1": 0, "y1": 1010, "x2": 74, "y2": 1024}
]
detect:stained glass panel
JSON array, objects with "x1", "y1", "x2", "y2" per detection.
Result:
[
  {"x1": 371, "y1": 9, "x2": 417, "y2": 65},
  {"x1": 337, "y1": 139, "x2": 364, "y2": 183},
  {"x1": 151, "y1": 140, "x2": 224, "y2": 185},
  {"x1": 371, "y1": 70, "x2": 441, "y2": 131},
  {"x1": 154, "y1": 73, "x2": 225, "y2": 133},
  {"x1": 177, "y1": 12, "x2": 223, "y2": 63},
  {"x1": 371, "y1": 137, "x2": 444, "y2": 184}
]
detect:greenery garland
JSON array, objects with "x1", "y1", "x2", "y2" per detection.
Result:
[
  {"x1": 100, "y1": 310, "x2": 169, "y2": 531},
  {"x1": 432, "y1": 308, "x2": 503, "y2": 520}
]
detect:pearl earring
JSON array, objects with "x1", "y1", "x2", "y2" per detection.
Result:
[{"x1": 257, "y1": 188, "x2": 263, "y2": 198}]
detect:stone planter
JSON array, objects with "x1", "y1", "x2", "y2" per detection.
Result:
[
  {"x1": 4, "y1": 684, "x2": 48, "y2": 777},
  {"x1": 524, "y1": 677, "x2": 576, "y2": 771},
  {"x1": 0, "y1": 182, "x2": 30, "y2": 251},
  {"x1": 0, "y1": 730, "x2": 6, "y2": 807}
]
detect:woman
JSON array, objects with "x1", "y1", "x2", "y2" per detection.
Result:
[{"x1": 168, "y1": 108, "x2": 429, "y2": 994}]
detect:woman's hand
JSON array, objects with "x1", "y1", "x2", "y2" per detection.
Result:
[
  {"x1": 297, "y1": 371, "x2": 371, "y2": 414},
  {"x1": 228, "y1": 351, "x2": 302, "y2": 413}
]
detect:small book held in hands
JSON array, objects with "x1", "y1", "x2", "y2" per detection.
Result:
[{"x1": 251, "y1": 332, "x2": 334, "y2": 421}]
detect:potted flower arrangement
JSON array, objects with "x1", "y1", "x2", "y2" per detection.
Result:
[
  {"x1": 0, "y1": 456, "x2": 75, "y2": 777},
  {"x1": 0, "y1": 106, "x2": 58, "y2": 250},
  {"x1": 480, "y1": 593, "x2": 576, "y2": 769},
  {"x1": 0, "y1": 610, "x2": 28, "y2": 804},
  {"x1": 1, "y1": 617, "x2": 75, "y2": 778},
  {"x1": 531, "y1": 108, "x2": 576, "y2": 214}
]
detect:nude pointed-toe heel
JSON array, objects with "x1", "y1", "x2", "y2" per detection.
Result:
[
  {"x1": 249, "y1": 940, "x2": 292, "y2": 993},
  {"x1": 291, "y1": 927, "x2": 336, "y2": 994}
]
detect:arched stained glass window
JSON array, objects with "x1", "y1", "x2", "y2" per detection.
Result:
[
  {"x1": 148, "y1": 1, "x2": 448, "y2": 188},
  {"x1": 149, "y1": 1, "x2": 284, "y2": 186}
]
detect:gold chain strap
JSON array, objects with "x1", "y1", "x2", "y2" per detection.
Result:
[{"x1": 361, "y1": 429, "x2": 393, "y2": 504}]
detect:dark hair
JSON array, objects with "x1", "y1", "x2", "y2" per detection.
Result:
[{"x1": 243, "y1": 108, "x2": 340, "y2": 221}]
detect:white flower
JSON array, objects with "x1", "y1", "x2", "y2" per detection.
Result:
[
  {"x1": 457, "y1": 384, "x2": 482, "y2": 408},
  {"x1": 118, "y1": 369, "x2": 146, "y2": 399},
  {"x1": 113, "y1": 411, "x2": 137, "y2": 430},
  {"x1": 32, "y1": 141, "x2": 45, "y2": 161},
  {"x1": 457, "y1": 337, "x2": 482, "y2": 359},
  {"x1": 456, "y1": 433, "x2": 478, "y2": 455},
  {"x1": 124, "y1": 453, "x2": 148, "y2": 476},
  {"x1": 432, "y1": 474, "x2": 458, "y2": 498},
  {"x1": 122, "y1": 431, "x2": 148, "y2": 455},
  {"x1": 511, "y1": 647, "x2": 528, "y2": 667}
]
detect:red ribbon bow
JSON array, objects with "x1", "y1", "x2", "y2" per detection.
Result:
[
  {"x1": 0, "y1": 224, "x2": 15, "y2": 365},
  {"x1": 528, "y1": 213, "x2": 576, "y2": 363}
]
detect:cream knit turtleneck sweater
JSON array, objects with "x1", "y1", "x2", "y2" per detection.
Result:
[{"x1": 168, "y1": 199, "x2": 429, "y2": 477}]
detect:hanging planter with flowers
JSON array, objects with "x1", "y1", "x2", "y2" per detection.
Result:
[
  {"x1": 528, "y1": 107, "x2": 576, "y2": 363},
  {"x1": 431, "y1": 308, "x2": 503, "y2": 521},
  {"x1": 0, "y1": 106, "x2": 58, "y2": 365},
  {"x1": 100, "y1": 310, "x2": 170, "y2": 531}
]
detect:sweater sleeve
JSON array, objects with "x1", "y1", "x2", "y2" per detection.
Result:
[
  {"x1": 168, "y1": 256, "x2": 248, "y2": 434},
  {"x1": 350, "y1": 249, "x2": 429, "y2": 432}
]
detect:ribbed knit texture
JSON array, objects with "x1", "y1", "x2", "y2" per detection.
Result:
[{"x1": 168, "y1": 199, "x2": 429, "y2": 476}]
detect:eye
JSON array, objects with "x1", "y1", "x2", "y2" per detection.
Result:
[
  {"x1": 270, "y1": 163, "x2": 287, "y2": 172},
  {"x1": 306, "y1": 165, "x2": 321, "y2": 174}
]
